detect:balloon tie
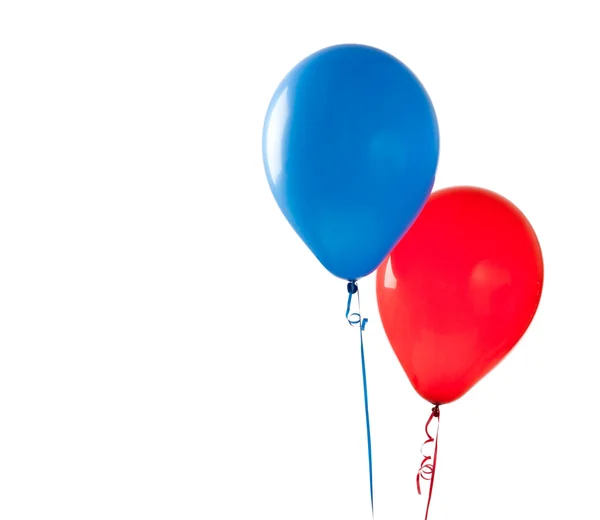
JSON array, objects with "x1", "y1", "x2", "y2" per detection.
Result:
[
  {"x1": 416, "y1": 405, "x2": 440, "y2": 520},
  {"x1": 346, "y1": 281, "x2": 373, "y2": 517}
]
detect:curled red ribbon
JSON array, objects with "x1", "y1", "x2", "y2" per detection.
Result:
[{"x1": 416, "y1": 405, "x2": 440, "y2": 520}]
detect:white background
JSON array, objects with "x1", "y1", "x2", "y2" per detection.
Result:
[{"x1": 1, "y1": 1, "x2": 598, "y2": 519}]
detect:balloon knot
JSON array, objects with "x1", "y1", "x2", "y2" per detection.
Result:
[
  {"x1": 432, "y1": 405, "x2": 440, "y2": 418},
  {"x1": 347, "y1": 281, "x2": 358, "y2": 294}
]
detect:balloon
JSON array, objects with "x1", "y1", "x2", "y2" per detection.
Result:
[
  {"x1": 376, "y1": 186, "x2": 544, "y2": 405},
  {"x1": 262, "y1": 44, "x2": 439, "y2": 281}
]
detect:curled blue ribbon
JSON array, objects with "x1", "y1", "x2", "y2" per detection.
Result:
[{"x1": 346, "y1": 281, "x2": 373, "y2": 516}]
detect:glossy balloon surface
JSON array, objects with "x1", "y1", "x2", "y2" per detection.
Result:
[
  {"x1": 263, "y1": 44, "x2": 439, "y2": 280},
  {"x1": 376, "y1": 186, "x2": 544, "y2": 405}
]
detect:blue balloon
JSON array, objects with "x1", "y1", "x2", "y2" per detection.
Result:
[{"x1": 262, "y1": 44, "x2": 439, "y2": 281}]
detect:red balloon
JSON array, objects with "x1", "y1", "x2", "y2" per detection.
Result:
[{"x1": 376, "y1": 186, "x2": 544, "y2": 405}]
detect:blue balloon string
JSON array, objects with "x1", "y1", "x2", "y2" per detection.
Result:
[{"x1": 346, "y1": 282, "x2": 374, "y2": 517}]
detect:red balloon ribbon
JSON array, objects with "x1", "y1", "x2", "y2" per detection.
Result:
[{"x1": 416, "y1": 405, "x2": 440, "y2": 520}]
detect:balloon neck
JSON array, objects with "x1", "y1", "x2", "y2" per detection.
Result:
[
  {"x1": 347, "y1": 280, "x2": 358, "y2": 294},
  {"x1": 431, "y1": 405, "x2": 440, "y2": 418}
]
